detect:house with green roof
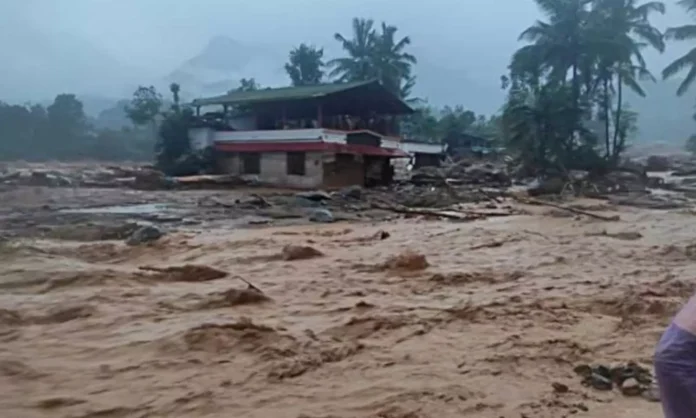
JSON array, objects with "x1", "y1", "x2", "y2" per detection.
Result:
[{"x1": 188, "y1": 79, "x2": 415, "y2": 188}]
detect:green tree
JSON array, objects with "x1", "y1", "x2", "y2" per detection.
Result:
[
  {"x1": 155, "y1": 108, "x2": 196, "y2": 175},
  {"x1": 169, "y1": 83, "x2": 181, "y2": 112},
  {"x1": 125, "y1": 86, "x2": 163, "y2": 127},
  {"x1": 588, "y1": 0, "x2": 664, "y2": 161},
  {"x1": 284, "y1": 44, "x2": 325, "y2": 86},
  {"x1": 329, "y1": 18, "x2": 416, "y2": 98},
  {"x1": 686, "y1": 134, "x2": 696, "y2": 153},
  {"x1": 506, "y1": 0, "x2": 663, "y2": 172},
  {"x1": 47, "y1": 94, "x2": 86, "y2": 135},
  {"x1": 438, "y1": 106, "x2": 477, "y2": 142},
  {"x1": 371, "y1": 22, "x2": 417, "y2": 95},
  {"x1": 238, "y1": 78, "x2": 260, "y2": 92},
  {"x1": 663, "y1": 0, "x2": 696, "y2": 95},
  {"x1": 401, "y1": 105, "x2": 439, "y2": 142},
  {"x1": 330, "y1": 18, "x2": 378, "y2": 82}
]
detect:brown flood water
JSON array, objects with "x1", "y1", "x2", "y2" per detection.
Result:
[{"x1": 1, "y1": 200, "x2": 693, "y2": 417}]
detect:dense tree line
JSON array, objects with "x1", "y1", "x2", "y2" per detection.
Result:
[{"x1": 0, "y1": 94, "x2": 153, "y2": 161}]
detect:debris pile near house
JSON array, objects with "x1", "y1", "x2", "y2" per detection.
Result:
[
  {"x1": 0, "y1": 165, "x2": 176, "y2": 189},
  {"x1": 573, "y1": 362, "x2": 659, "y2": 401},
  {"x1": 410, "y1": 160, "x2": 511, "y2": 188}
]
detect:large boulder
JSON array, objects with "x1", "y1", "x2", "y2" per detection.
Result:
[
  {"x1": 308, "y1": 208, "x2": 334, "y2": 223},
  {"x1": 125, "y1": 225, "x2": 164, "y2": 246},
  {"x1": 645, "y1": 155, "x2": 671, "y2": 172}
]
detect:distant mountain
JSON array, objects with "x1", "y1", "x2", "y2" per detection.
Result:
[{"x1": 165, "y1": 36, "x2": 288, "y2": 98}]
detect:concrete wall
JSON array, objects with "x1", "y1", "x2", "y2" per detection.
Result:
[
  {"x1": 323, "y1": 153, "x2": 365, "y2": 188},
  {"x1": 216, "y1": 151, "x2": 324, "y2": 189},
  {"x1": 258, "y1": 152, "x2": 323, "y2": 188}
]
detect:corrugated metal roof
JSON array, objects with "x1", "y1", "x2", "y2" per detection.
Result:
[{"x1": 192, "y1": 79, "x2": 379, "y2": 107}]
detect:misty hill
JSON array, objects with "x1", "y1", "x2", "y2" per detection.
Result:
[{"x1": 165, "y1": 36, "x2": 287, "y2": 98}]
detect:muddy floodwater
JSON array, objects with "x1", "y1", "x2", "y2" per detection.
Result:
[{"x1": 1, "y1": 186, "x2": 694, "y2": 417}]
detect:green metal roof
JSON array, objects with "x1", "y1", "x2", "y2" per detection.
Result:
[{"x1": 191, "y1": 79, "x2": 411, "y2": 111}]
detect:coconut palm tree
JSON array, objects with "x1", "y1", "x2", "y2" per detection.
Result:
[
  {"x1": 329, "y1": 18, "x2": 378, "y2": 83},
  {"x1": 284, "y1": 44, "x2": 325, "y2": 86},
  {"x1": 329, "y1": 18, "x2": 417, "y2": 98},
  {"x1": 587, "y1": 0, "x2": 664, "y2": 159},
  {"x1": 512, "y1": 0, "x2": 594, "y2": 90},
  {"x1": 371, "y1": 23, "x2": 417, "y2": 96},
  {"x1": 663, "y1": 0, "x2": 696, "y2": 95}
]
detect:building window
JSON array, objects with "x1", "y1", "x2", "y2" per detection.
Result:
[
  {"x1": 241, "y1": 152, "x2": 260, "y2": 174},
  {"x1": 286, "y1": 152, "x2": 306, "y2": 176}
]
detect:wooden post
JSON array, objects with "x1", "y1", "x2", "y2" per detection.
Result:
[{"x1": 317, "y1": 103, "x2": 323, "y2": 128}]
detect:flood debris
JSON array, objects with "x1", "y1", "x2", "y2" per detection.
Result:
[
  {"x1": 138, "y1": 265, "x2": 228, "y2": 282},
  {"x1": 382, "y1": 250, "x2": 429, "y2": 272},
  {"x1": 281, "y1": 245, "x2": 324, "y2": 261},
  {"x1": 48, "y1": 222, "x2": 142, "y2": 241},
  {"x1": 196, "y1": 286, "x2": 271, "y2": 309},
  {"x1": 574, "y1": 361, "x2": 655, "y2": 397},
  {"x1": 125, "y1": 225, "x2": 164, "y2": 245},
  {"x1": 308, "y1": 208, "x2": 334, "y2": 223},
  {"x1": 586, "y1": 230, "x2": 643, "y2": 241},
  {"x1": 515, "y1": 196, "x2": 620, "y2": 221}
]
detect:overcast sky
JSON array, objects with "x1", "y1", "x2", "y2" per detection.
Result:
[
  {"x1": 0, "y1": 0, "x2": 692, "y2": 101},
  {"x1": 5, "y1": 0, "x2": 691, "y2": 66}
]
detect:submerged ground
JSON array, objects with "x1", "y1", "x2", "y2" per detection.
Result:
[{"x1": 1, "y1": 181, "x2": 692, "y2": 417}]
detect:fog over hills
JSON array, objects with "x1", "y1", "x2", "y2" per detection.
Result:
[{"x1": 1, "y1": 0, "x2": 693, "y2": 143}]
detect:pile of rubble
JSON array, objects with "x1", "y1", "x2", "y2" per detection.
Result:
[
  {"x1": 573, "y1": 361, "x2": 659, "y2": 401},
  {"x1": 0, "y1": 165, "x2": 254, "y2": 191},
  {"x1": 0, "y1": 165, "x2": 175, "y2": 190},
  {"x1": 410, "y1": 160, "x2": 511, "y2": 188}
]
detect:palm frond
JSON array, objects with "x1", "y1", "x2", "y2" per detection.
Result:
[
  {"x1": 622, "y1": 73, "x2": 646, "y2": 96},
  {"x1": 678, "y1": 66, "x2": 696, "y2": 96},
  {"x1": 662, "y1": 48, "x2": 696, "y2": 85},
  {"x1": 631, "y1": 23, "x2": 665, "y2": 52},
  {"x1": 635, "y1": 1, "x2": 666, "y2": 18},
  {"x1": 664, "y1": 25, "x2": 696, "y2": 41},
  {"x1": 519, "y1": 21, "x2": 551, "y2": 41},
  {"x1": 677, "y1": 0, "x2": 696, "y2": 13}
]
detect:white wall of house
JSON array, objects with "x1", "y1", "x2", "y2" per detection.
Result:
[
  {"x1": 217, "y1": 151, "x2": 324, "y2": 189},
  {"x1": 213, "y1": 129, "x2": 327, "y2": 143},
  {"x1": 399, "y1": 142, "x2": 444, "y2": 155}
]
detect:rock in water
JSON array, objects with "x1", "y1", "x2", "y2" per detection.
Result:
[
  {"x1": 642, "y1": 382, "x2": 660, "y2": 402},
  {"x1": 646, "y1": 155, "x2": 671, "y2": 172},
  {"x1": 620, "y1": 378, "x2": 642, "y2": 396},
  {"x1": 296, "y1": 191, "x2": 332, "y2": 202},
  {"x1": 552, "y1": 382, "x2": 569, "y2": 393},
  {"x1": 281, "y1": 245, "x2": 324, "y2": 261},
  {"x1": 341, "y1": 185, "x2": 363, "y2": 199},
  {"x1": 308, "y1": 208, "x2": 334, "y2": 223},
  {"x1": 125, "y1": 225, "x2": 164, "y2": 246}
]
